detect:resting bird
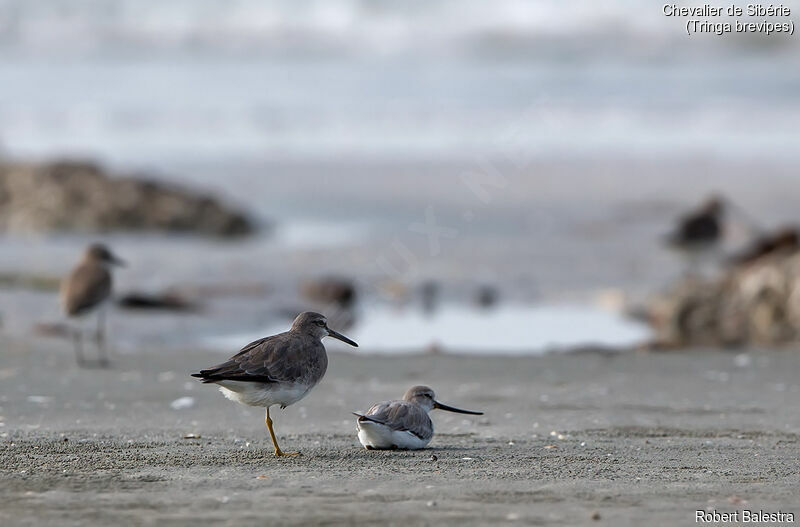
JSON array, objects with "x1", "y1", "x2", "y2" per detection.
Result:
[
  {"x1": 354, "y1": 385, "x2": 483, "y2": 450},
  {"x1": 664, "y1": 196, "x2": 731, "y2": 275},
  {"x1": 665, "y1": 196, "x2": 725, "y2": 251},
  {"x1": 191, "y1": 312, "x2": 358, "y2": 457},
  {"x1": 60, "y1": 243, "x2": 125, "y2": 367}
]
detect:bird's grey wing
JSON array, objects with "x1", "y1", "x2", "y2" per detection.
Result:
[
  {"x1": 363, "y1": 401, "x2": 433, "y2": 441},
  {"x1": 61, "y1": 263, "x2": 111, "y2": 315},
  {"x1": 233, "y1": 334, "x2": 277, "y2": 357},
  {"x1": 192, "y1": 332, "x2": 313, "y2": 384},
  {"x1": 356, "y1": 402, "x2": 392, "y2": 424}
]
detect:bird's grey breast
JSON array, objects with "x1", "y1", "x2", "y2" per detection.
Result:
[{"x1": 303, "y1": 338, "x2": 328, "y2": 386}]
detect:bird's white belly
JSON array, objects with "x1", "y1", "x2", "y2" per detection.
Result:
[
  {"x1": 356, "y1": 421, "x2": 430, "y2": 450},
  {"x1": 216, "y1": 381, "x2": 309, "y2": 408}
]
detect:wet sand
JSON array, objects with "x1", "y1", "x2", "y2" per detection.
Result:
[{"x1": 1, "y1": 337, "x2": 799, "y2": 526}]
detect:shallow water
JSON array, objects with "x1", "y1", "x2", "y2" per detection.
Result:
[{"x1": 204, "y1": 302, "x2": 650, "y2": 355}]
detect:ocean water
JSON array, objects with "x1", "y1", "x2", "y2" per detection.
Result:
[
  {"x1": 206, "y1": 302, "x2": 651, "y2": 355},
  {"x1": 0, "y1": 0, "x2": 798, "y2": 163}
]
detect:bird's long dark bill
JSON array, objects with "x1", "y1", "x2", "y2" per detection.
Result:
[
  {"x1": 327, "y1": 329, "x2": 358, "y2": 347},
  {"x1": 111, "y1": 256, "x2": 126, "y2": 267},
  {"x1": 434, "y1": 401, "x2": 483, "y2": 415}
]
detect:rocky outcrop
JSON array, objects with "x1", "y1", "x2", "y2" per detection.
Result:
[
  {"x1": 117, "y1": 291, "x2": 200, "y2": 312},
  {"x1": 0, "y1": 160, "x2": 255, "y2": 237},
  {"x1": 646, "y1": 249, "x2": 800, "y2": 348}
]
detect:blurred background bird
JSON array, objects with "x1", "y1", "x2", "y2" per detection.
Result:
[{"x1": 60, "y1": 243, "x2": 125, "y2": 367}]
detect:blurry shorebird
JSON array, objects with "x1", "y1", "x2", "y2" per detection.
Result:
[
  {"x1": 665, "y1": 196, "x2": 725, "y2": 252},
  {"x1": 60, "y1": 243, "x2": 125, "y2": 367},
  {"x1": 191, "y1": 312, "x2": 358, "y2": 457},
  {"x1": 665, "y1": 195, "x2": 763, "y2": 273},
  {"x1": 353, "y1": 385, "x2": 483, "y2": 450},
  {"x1": 664, "y1": 195, "x2": 731, "y2": 275}
]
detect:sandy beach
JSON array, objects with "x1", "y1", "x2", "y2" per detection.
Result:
[{"x1": 2, "y1": 337, "x2": 799, "y2": 526}]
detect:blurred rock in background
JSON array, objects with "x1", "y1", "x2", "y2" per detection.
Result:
[
  {"x1": 646, "y1": 245, "x2": 800, "y2": 348},
  {"x1": 0, "y1": 160, "x2": 255, "y2": 237}
]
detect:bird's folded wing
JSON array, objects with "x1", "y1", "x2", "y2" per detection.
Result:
[
  {"x1": 62, "y1": 263, "x2": 111, "y2": 315},
  {"x1": 192, "y1": 333, "x2": 305, "y2": 383},
  {"x1": 352, "y1": 412, "x2": 384, "y2": 424},
  {"x1": 362, "y1": 401, "x2": 433, "y2": 441}
]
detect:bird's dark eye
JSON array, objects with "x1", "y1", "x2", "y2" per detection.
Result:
[{"x1": 315, "y1": 320, "x2": 325, "y2": 326}]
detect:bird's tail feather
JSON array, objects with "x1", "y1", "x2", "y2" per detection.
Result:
[
  {"x1": 190, "y1": 372, "x2": 218, "y2": 384},
  {"x1": 352, "y1": 412, "x2": 385, "y2": 425}
]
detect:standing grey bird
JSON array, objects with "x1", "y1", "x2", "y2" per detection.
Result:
[
  {"x1": 60, "y1": 243, "x2": 125, "y2": 367},
  {"x1": 191, "y1": 312, "x2": 358, "y2": 457},
  {"x1": 353, "y1": 385, "x2": 483, "y2": 450}
]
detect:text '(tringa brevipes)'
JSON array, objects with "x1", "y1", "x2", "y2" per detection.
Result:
[
  {"x1": 60, "y1": 243, "x2": 125, "y2": 367},
  {"x1": 191, "y1": 312, "x2": 358, "y2": 457},
  {"x1": 354, "y1": 385, "x2": 483, "y2": 450}
]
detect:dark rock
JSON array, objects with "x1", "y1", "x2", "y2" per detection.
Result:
[
  {"x1": 0, "y1": 159, "x2": 255, "y2": 237},
  {"x1": 117, "y1": 292, "x2": 199, "y2": 312},
  {"x1": 728, "y1": 226, "x2": 799, "y2": 267}
]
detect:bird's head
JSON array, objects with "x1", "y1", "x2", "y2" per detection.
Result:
[
  {"x1": 84, "y1": 243, "x2": 126, "y2": 267},
  {"x1": 704, "y1": 195, "x2": 725, "y2": 217},
  {"x1": 291, "y1": 311, "x2": 358, "y2": 347},
  {"x1": 403, "y1": 385, "x2": 483, "y2": 415}
]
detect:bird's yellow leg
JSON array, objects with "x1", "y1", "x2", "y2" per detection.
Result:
[{"x1": 265, "y1": 407, "x2": 300, "y2": 457}]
